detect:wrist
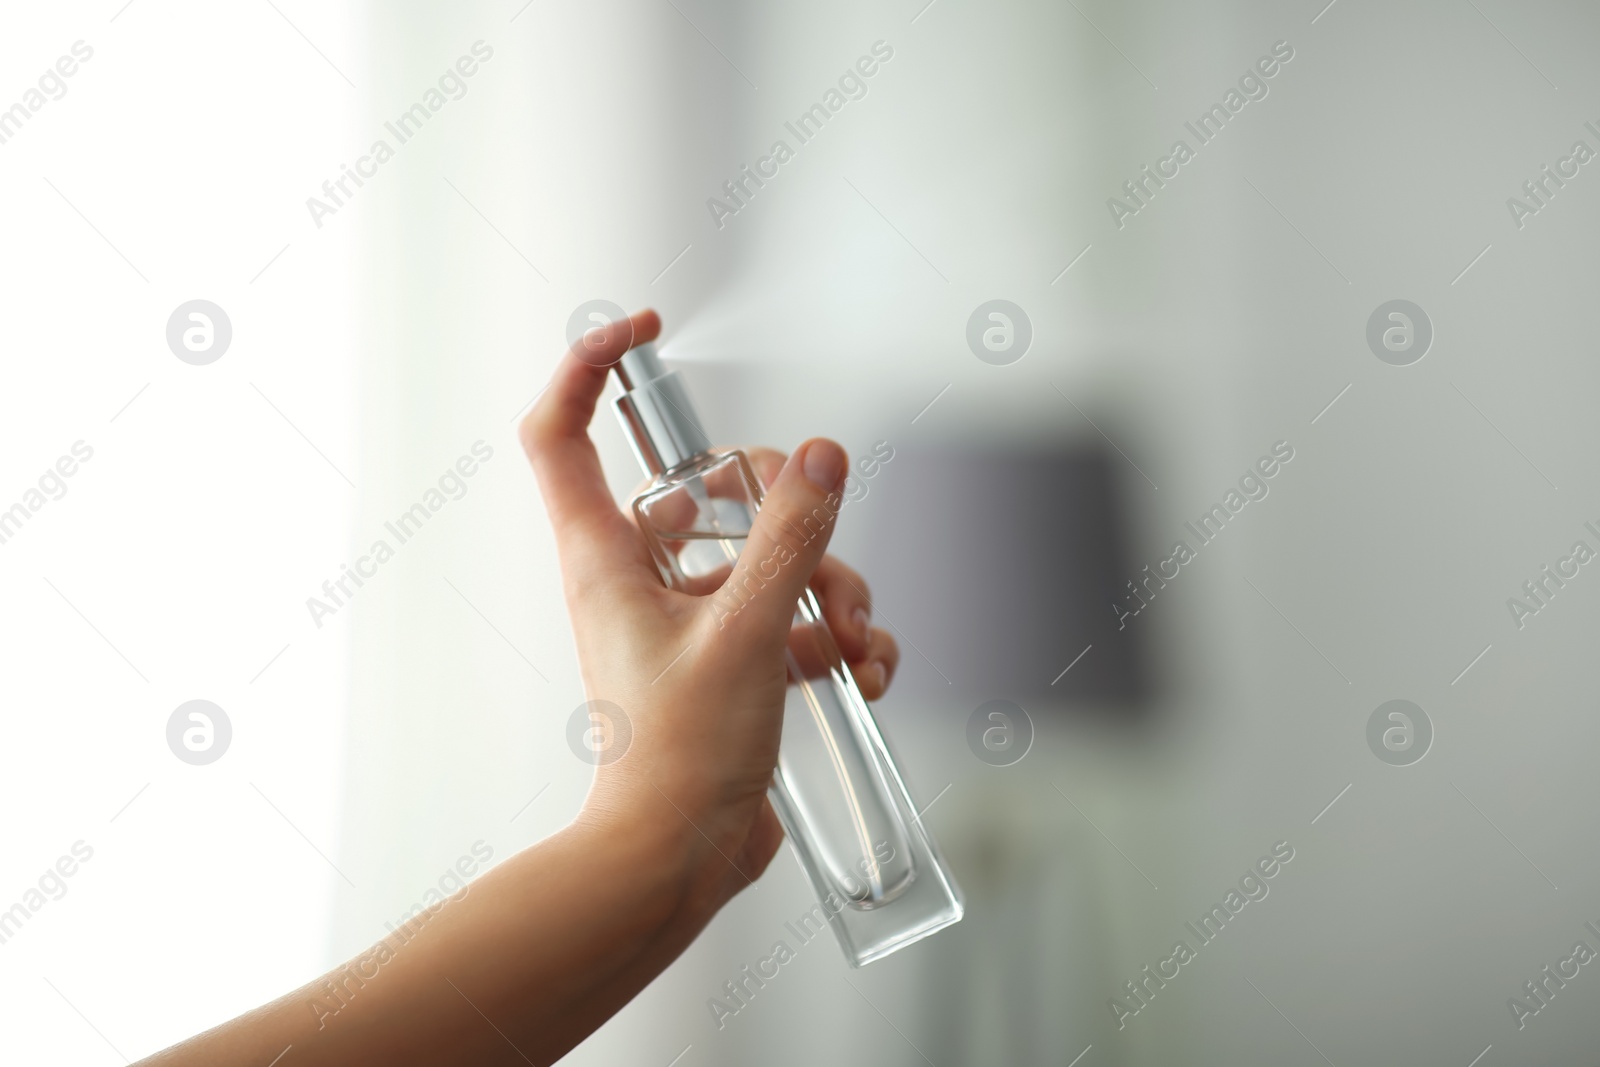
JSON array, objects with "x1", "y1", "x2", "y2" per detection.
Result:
[{"x1": 571, "y1": 791, "x2": 737, "y2": 936}]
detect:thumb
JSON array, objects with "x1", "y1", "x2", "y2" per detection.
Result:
[{"x1": 712, "y1": 439, "x2": 849, "y2": 641}]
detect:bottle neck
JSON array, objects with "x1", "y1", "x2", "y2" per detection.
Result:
[{"x1": 613, "y1": 366, "x2": 714, "y2": 476}]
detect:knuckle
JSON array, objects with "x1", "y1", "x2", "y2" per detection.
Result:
[
  {"x1": 518, "y1": 404, "x2": 559, "y2": 459},
  {"x1": 517, "y1": 412, "x2": 542, "y2": 457}
]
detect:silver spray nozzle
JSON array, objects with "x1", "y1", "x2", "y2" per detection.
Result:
[
  {"x1": 614, "y1": 342, "x2": 666, "y2": 392},
  {"x1": 611, "y1": 342, "x2": 713, "y2": 476}
]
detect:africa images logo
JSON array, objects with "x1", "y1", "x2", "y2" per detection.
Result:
[
  {"x1": 1108, "y1": 841, "x2": 1296, "y2": 1029},
  {"x1": 1106, "y1": 40, "x2": 1295, "y2": 229},
  {"x1": 705, "y1": 40, "x2": 894, "y2": 229}
]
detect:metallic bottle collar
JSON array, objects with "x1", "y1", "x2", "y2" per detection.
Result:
[{"x1": 612, "y1": 343, "x2": 713, "y2": 476}]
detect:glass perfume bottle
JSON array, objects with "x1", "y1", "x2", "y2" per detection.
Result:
[{"x1": 611, "y1": 342, "x2": 963, "y2": 966}]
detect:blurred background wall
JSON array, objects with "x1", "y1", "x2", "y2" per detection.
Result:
[
  {"x1": 336, "y1": 1, "x2": 1600, "y2": 1064},
  {"x1": 7, "y1": 0, "x2": 1600, "y2": 1064}
]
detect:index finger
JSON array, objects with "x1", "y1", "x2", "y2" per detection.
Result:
[{"x1": 520, "y1": 308, "x2": 661, "y2": 576}]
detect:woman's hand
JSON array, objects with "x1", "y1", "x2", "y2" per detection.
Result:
[
  {"x1": 138, "y1": 307, "x2": 900, "y2": 1067},
  {"x1": 518, "y1": 308, "x2": 899, "y2": 923}
]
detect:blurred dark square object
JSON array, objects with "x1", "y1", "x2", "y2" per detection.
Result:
[{"x1": 855, "y1": 445, "x2": 1149, "y2": 712}]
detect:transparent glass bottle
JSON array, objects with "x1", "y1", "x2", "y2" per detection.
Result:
[{"x1": 612, "y1": 343, "x2": 962, "y2": 966}]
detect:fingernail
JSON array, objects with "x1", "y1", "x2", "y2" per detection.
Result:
[
  {"x1": 801, "y1": 439, "x2": 846, "y2": 491},
  {"x1": 851, "y1": 606, "x2": 870, "y2": 638},
  {"x1": 869, "y1": 661, "x2": 888, "y2": 690}
]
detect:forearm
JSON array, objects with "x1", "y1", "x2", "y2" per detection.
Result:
[{"x1": 140, "y1": 812, "x2": 720, "y2": 1067}]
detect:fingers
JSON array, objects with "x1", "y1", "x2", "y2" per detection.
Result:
[
  {"x1": 520, "y1": 309, "x2": 660, "y2": 577},
  {"x1": 779, "y1": 618, "x2": 897, "y2": 696},
  {"x1": 711, "y1": 439, "x2": 847, "y2": 643},
  {"x1": 811, "y1": 555, "x2": 873, "y2": 662},
  {"x1": 849, "y1": 627, "x2": 900, "y2": 701},
  {"x1": 744, "y1": 447, "x2": 787, "y2": 488},
  {"x1": 745, "y1": 455, "x2": 898, "y2": 692}
]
